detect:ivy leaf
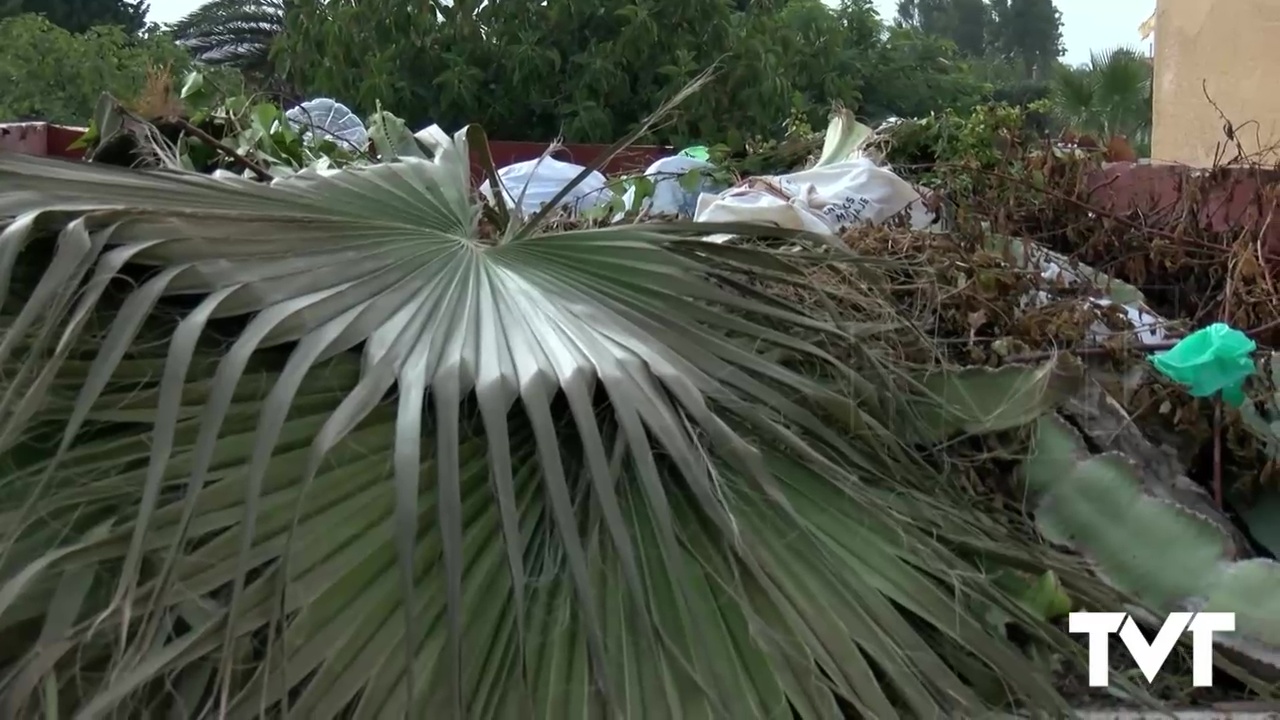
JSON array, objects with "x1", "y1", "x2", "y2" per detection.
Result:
[
  {"x1": 1019, "y1": 571, "x2": 1072, "y2": 621},
  {"x1": 180, "y1": 70, "x2": 205, "y2": 100},
  {"x1": 630, "y1": 175, "x2": 655, "y2": 205},
  {"x1": 677, "y1": 169, "x2": 705, "y2": 194}
]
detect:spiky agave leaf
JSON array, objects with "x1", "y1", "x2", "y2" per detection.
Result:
[{"x1": 0, "y1": 130, "x2": 1074, "y2": 718}]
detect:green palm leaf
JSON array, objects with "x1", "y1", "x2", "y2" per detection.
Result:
[
  {"x1": 170, "y1": 0, "x2": 286, "y2": 73},
  {"x1": 1089, "y1": 46, "x2": 1153, "y2": 144},
  {"x1": 1049, "y1": 66, "x2": 1097, "y2": 136},
  {"x1": 1050, "y1": 46, "x2": 1152, "y2": 145},
  {"x1": 0, "y1": 128, "x2": 1080, "y2": 717}
]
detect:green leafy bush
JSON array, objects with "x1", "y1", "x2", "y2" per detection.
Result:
[
  {"x1": 0, "y1": 0, "x2": 149, "y2": 35},
  {"x1": 276, "y1": 0, "x2": 990, "y2": 147},
  {"x1": 0, "y1": 14, "x2": 190, "y2": 124}
]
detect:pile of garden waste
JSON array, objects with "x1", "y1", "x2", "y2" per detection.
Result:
[
  {"x1": 491, "y1": 104, "x2": 1280, "y2": 706},
  {"x1": 5, "y1": 84, "x2": 1280, "y2": 717}
]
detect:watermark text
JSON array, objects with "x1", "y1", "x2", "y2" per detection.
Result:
[{"x1": 1067, "y1": 611, "x2": 1234, "y2": 687}]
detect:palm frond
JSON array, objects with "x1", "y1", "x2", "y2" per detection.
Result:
[
  {"x1": 1050, "y1": 45, "x2": 1152, "y2": 142},
  {"x1": 1089, "y1": 46, "x2": 1153, "y2": 140},
  {"x1": 1049, "y1": 66, "x2": 1098, "y2": 136},
  {"x1": 170, "y1": 0, "x2": 286, "y2": 71},
  {"x1": 0, "y1": 128, "x2": 1085, "y2": 717}
]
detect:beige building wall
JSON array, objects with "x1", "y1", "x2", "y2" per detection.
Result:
[{"x1": 1152, "y1": 0, "x2": 1280, "y2": 166}]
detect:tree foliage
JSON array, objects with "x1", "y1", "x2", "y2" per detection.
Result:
[
  {"x1": 946, "y1": 0, "x2": 991, "y2": 57},
  {"x1": 0, "y1": 0, "x2": 149, "y2": 35},
  {"x1": 991, "y1": 0, "x2": 1063, "y2": 78},
  {"x1": 896, "y1": 0, "x2": 1062, "y2": 81},
  {"x1": 895, "y1": 0, "x2": 988, "y2": 56},
  {"x1": 860, "y1": 25, "x2": 994, "y2": 120},
  {"x1": 0, "y1": 14, "x2": 190, "y2": 124},
  {"x1": 277, "y1": 0, "x2": 989, "y2": 146}
]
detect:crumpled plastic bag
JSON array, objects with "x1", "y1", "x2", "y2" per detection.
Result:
[
  {"x1": 482, "y1": 156, "x2": 615, "y2": 218},
  {"x1": 692, "y1": 108, "x2": 937, "y2": 240},
  {"x1": 1150, "y1": 323, "x2": 1256, "y2": 406},
  {"x1": 286, "y1": 98, "x2": 369, "y2": 150},
  {"x1": 693, "y1": 160, "x2": 935, "y2": 236}
]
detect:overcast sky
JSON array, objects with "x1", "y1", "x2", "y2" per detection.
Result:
[{"x1": 146, "y1": 0, "x2": 1155, "y2": 66}]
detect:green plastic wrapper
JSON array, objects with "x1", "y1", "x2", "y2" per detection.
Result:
[
  {"x1": 678, "y1": 145, "x2": 710, "y2": 161},
  {"x1": 1150, "y1": 322, "x2": 1256, "y2": 406}
]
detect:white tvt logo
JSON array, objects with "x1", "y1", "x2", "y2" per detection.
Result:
[{"x1": 1067, "y1": 611, "x2": 1235, "y2": 687}]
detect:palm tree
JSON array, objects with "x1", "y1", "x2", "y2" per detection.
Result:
[
  {"x1": 170, "y1": 0, "x2": 286, "y2": 76},
  {"x1": 1050, "y1": 45, "x2": 1153, "y2": 155},
  {"x1": 0, "y1": 98, "x2": 1119, "y2": 716}
]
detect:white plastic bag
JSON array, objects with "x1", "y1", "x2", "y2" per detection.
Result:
[
  {"x1": 285, "y1": 98, "x2": 369, "y2": 151},
  {"x1": 483, "y1": 157, "x2": 615, "y2": 218},
  {"x1": 693, "y1": 157, "x2": 936, "y2": 237},
  {"x1": 623, "y1": 155, "x2": 727, "y2": 217},
  {"x1": 693, "y1": 109, "x2": 938, "y2": 239}
]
